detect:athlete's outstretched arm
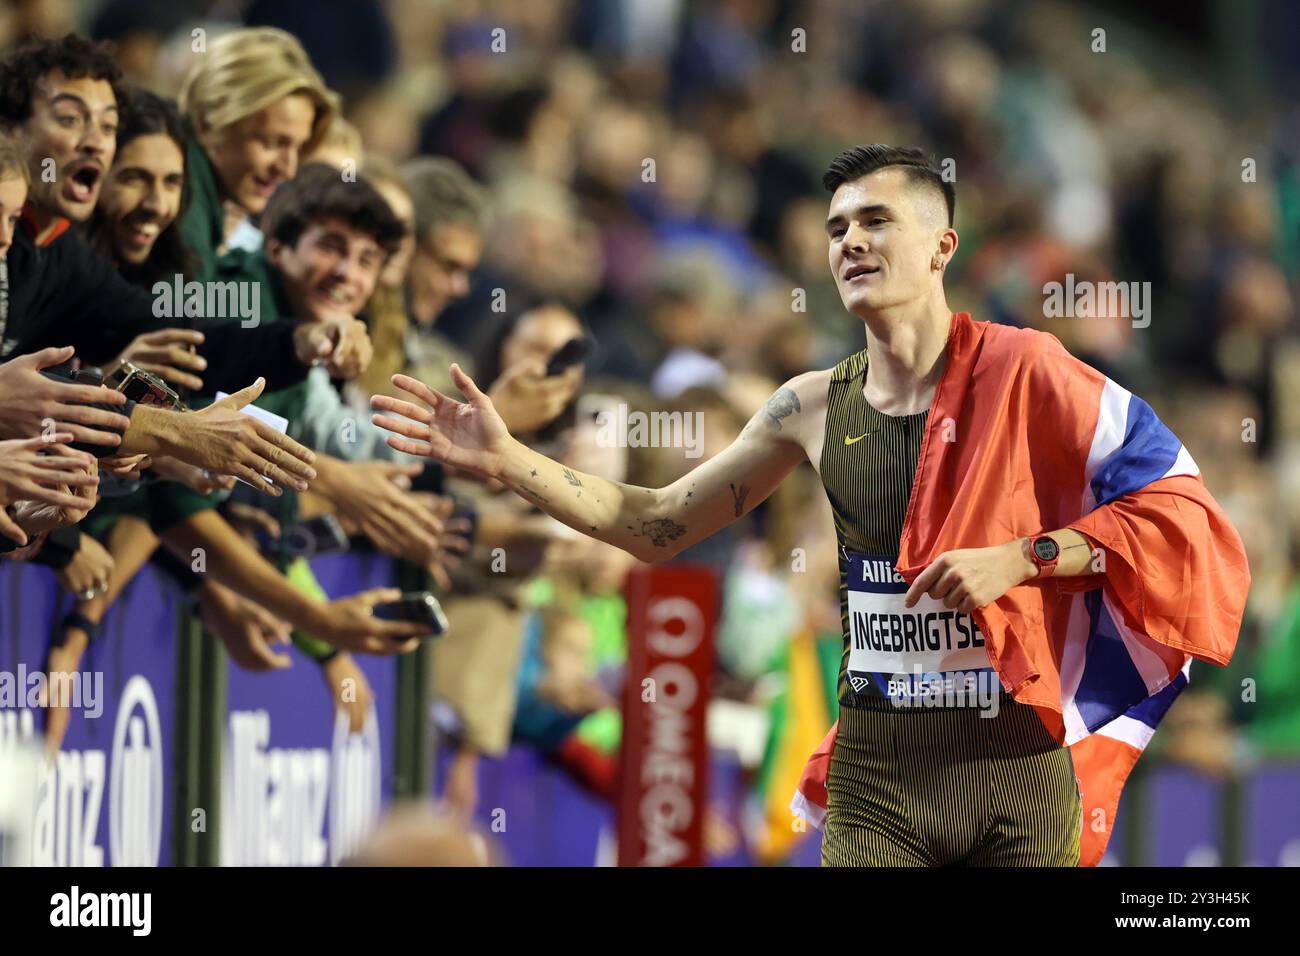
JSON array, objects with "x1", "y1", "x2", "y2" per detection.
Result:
[{"x1": 371, "y1": 365, "x2": 813, "y2": 563}]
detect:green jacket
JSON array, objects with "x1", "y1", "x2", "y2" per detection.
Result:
[
  {"x1": 211, "y1": 246, "x2": 309, "y2": 429},
  {"x1": 179, "y1": 137, "x2": 227, "y2": 282}
]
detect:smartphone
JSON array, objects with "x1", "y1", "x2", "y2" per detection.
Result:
[
  {"x1": 255, "y1": 514, "x2": 350, "y2": 558},
  {"x1": 283, "y1": 514, "x2": 350, "y2": 558},
  {"x1": 372, "y1": 592, "x2": 449, "y2": 638},
  {"x1": 544, "y1": 337, "x2": 592, "y2": 377}
]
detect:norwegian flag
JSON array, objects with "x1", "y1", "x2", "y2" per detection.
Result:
[{"x1": 793, "y1": 313, "x2": 1250, "y2": 866}]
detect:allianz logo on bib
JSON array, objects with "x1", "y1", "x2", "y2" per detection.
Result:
[{"x1": 856, "y1": 557, "x2": 905, "y2": 588}]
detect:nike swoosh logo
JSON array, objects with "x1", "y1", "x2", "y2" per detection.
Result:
[{"x1": 844, "y1": 430, "x2": 880, "y2": 445}]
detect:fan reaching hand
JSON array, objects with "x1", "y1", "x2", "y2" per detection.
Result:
[{"x1": 370, "y1": 364, "x2": 514, "y2": 480}]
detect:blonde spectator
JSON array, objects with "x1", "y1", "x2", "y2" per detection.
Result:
[{"x1": 177, "y1": 27, "x2": 338, "y2": 270}]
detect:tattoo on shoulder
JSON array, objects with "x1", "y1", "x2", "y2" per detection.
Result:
[
  {"x1": 729, "y1": 483, "x2": 750, "y2": 518},
  {"x1": 763, "y1": 387, "x2": 801, "y2": 431}
]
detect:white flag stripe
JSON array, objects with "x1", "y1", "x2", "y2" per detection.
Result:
[
  {"x1": 1060, "y1": 591, "x2": 1094, "y2": 746},
  {"x1": 1162, "y1": 443, "x2": 1200, "y2": 480},
  {"x1": 1095, "y1": 714, "x2": 1156, "y2": 750},
  {"x1": 1103, "y1": 591, "x2": 1184, "y2": 696},
  {"x1": 1081, "y1": 378, "x2": 1132, "y2": 512}
]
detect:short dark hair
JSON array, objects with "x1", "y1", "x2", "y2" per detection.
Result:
[
  {"x1": 0, "y1": 33, "x2": 125, "y2": 125},
  {"x1": 822, "y1": 145, "x2": 955, "y2": 226},
  {"x1": 261, "y1": 163, "x2": 407, "y2": 256}
]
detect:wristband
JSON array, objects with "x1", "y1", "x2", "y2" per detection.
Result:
[{"x1": 60, "y1": 611, "x2": 101, "y2": 644}]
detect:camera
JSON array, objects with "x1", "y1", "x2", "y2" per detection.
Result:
[{"x1": 103, "y1": 361, "x2": 187, "y2": 411}]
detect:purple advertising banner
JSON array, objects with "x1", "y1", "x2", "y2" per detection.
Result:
[
  {"x1": 1147, "y1": 767, "x2": 1224, "y2": 866},
  {"x1": 438, "y1": 745, "x2": 612, "y2": 867},
  {"x1": 439, "y1": 746, "x2": 808, "y2": 867},
  {"x1": 220, "y1": 553, "x2": 398, "y2": 866},
  {"x1": 450, "y1": 745, "x2": 1300, "y2": 866},
  {"x1": 1244, "y1": 767, "x2": 1300, "y2": 866},
  {"x1": 0, "y1": 561, "x2": 175, "y2": 866}
]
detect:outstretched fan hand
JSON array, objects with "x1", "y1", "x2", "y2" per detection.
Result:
[{"x1": 370, "y1": 365, "x2": 512, "y2": 479}]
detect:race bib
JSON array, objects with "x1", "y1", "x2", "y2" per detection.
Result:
[{"x1": 845, "y1": 553, "x2": 995, "y2": 701}]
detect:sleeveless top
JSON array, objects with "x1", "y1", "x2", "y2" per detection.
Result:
[{"x1": 820, "y1": 348, "x2": 986, "y2": 708}]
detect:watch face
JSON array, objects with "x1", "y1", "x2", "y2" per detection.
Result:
[{"x1": 1033, "y1": 537, "x2": 1060, "y2": 562}]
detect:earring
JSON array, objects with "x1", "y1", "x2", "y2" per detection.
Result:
[{"x1": 932, "y1": 255, "x2": 944, "y2": 271}]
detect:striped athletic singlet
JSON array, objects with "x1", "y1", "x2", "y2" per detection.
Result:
[{"x1": 816, "y1": 348, "x2": 1081, "y2": 866}]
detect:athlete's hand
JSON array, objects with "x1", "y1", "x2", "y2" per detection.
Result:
[
  {"x1": 370, "y1": 365, "x2": 514, "y2": 480},
  {"x1": 903, "y1": 541, "x2": 1035, "y2": 614}
]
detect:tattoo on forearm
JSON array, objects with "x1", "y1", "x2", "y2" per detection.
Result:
[
  {"x1": 521, "y1": 486, "x2": 550, "y2": 504},
  {"x1": 639, "y1": 517, "x2": 686, "y2": 548},
  {"x1": 763, "y1": 387, "x2": 801, "y2": 431},
  {"x1": 562, "y1": 467, "x2": 582, "y2": 488},
  {"x1": 730, "y1": 483, "x2": 750, "y2": 518}
]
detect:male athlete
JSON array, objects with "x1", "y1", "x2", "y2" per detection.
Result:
[{"x1": 370, "y1": 145, "x2": 1249, "y2": 866}]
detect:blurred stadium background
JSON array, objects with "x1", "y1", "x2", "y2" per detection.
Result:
[{"x1": 1, "y1": 0, "x2": 1297, "y2": 866}]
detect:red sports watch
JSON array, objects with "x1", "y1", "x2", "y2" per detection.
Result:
[{"x1": 1027, "y1": 535, "x2": 1060, "y2": 578}]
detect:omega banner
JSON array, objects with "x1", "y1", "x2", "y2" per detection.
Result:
[{"x1": 617, "y1": 564, "x2": 716, "y2": 867}]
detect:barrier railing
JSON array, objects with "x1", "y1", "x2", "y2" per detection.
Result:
[{"x1": 3, "y1": 560, "x2": 1297, "y2": 866}]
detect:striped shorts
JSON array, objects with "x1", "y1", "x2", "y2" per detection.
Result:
[{"x1": 820, "y1": 693, "x2": 1081, "y2": 866}]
